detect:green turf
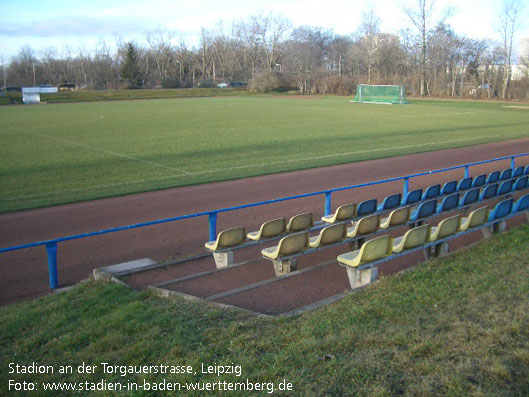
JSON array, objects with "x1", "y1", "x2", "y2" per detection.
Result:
[
  {"x1": 1, "y1": 96, "x2": 529, "y2": 213},
  {"x1": 1, "y1": 223, "x2": 528, "y2": 396}
]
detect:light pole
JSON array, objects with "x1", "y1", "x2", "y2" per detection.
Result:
[
  {"x1": 275, "y1": 63, "x2": 282, "y2": 72},
  {"x1": 176, "y1": 60, "x2": 182, "y2": 83}
]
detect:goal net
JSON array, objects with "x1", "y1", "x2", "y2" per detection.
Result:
[{"x1": 352, "y1": 84, "x2": 408, "y2": 104}]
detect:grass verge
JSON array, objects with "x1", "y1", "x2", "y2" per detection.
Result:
[{"x1": 1, "y1": 223, "x2": 528, "y2": 395}]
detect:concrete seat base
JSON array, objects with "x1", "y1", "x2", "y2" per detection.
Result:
[
  {"x1": 213, "y1": 251, "x2": 234, "y2": 268},
  {"x1": 346, "y1": 266, "x2": 378, "y2": 289},
  {"x1": 273, "y1": 258, "x2": 297, "y2": 276}
]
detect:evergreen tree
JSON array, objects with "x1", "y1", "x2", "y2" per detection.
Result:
[{"x1": 120, "y1": 42, "x2": 142, "y2": 89}]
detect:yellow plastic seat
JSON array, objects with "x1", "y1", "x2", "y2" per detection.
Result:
[
  {"x1": 309, "y1": 224, "x2": 347, "y2": 248},
  {"x1": 247, "y1": 218, "x2": 286, "y2": 241},
  {"x1": 205, "y1": 227, "x2": 247, "y2": 251},
  {"x1": 261, "y1": 232, "x2": 310, "y2": 260},
  {"x1": 337, "y1": 235, "x2": 393, "y2": 268},
  {"x1": 460, "y1": 206, "x2": 489, "y2": 231},
  {"x1": 430, "y1": 215, "x2": 461, "y2": 241},
  {"x1": 379, "y1": 206, "x2": 412, "y2": 229},
  {"x1": 346, "y1": 214, "x2": 380, "y2": 238},
  {"x1": 286, "y1": 212, "x2": 314, "y2": 233},
  {"x1": 321, "y1": 203, "x2": 356, "y2": 223},
  {"x1": 392, "y1": 224, "x2": 430, "y2": 253}
]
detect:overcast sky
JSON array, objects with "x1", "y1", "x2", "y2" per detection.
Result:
[{"x1": 1, "y1": 0, "x2": 528, "y2": 60}]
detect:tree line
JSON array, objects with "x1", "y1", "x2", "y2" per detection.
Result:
[{"x1": 3, "y1": 0, "x2": 528, "y2": 100}]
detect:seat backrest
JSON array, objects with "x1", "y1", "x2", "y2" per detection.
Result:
[
  {"x1": 217, "y1": 227, "x2": 247, "y2": 247},
  {"x1": 287, "y1": 212, "x2": 314, "y2": 232},
  {"x1": 434, "y1": 215, "x2": 461, "y2": 239},
  {"x1": 401, "y1": 224, "x2": 430, "y2": 249},
  {"x1": 466, "y1": 207, "x2": 489, "y2": 228},
  {"x1": 513, "y1": 166, "x2": 525, "y2": 177},
  {"x1": 359, "y1": 235, "x2": 393, "y2": 263},
  {"x1": 318, "y1": 224, "x2": 347, "y2": 245},
  {"x1": 514, "y1": 176, "x2": 528, "y2": 191},
  {"x1": 525, "y1": 165, "x2": 529, "y2": 175},
  {"x1": 458, "y1": 177, "x2": 473, "y2": 191},
  {"x1": 404, "y1": 189, "x2": 422, "y2": 205},
  {"x1": 260, "y1": 218, "x2": 286, "y2": 238},
  {"x1": 356, "y1": 214, "x2": 380, "y2": 235},
  {"x1": 423, "y1": 184, "x2": 441, "y2": 200},
  {"x1": 277, "y1": 233, "x2": 309, "y2": 255},
  {"x1": 386, "y1": 206, "x2": 412, "y2": 226},
  {"x1": 498, "y1": 180, "x2": 513, "y2": 195},
  {"x1": 461, "y1": 188, "x2": 479, "y2": 206},
  {"x1": 481, "y1": 183, "x2": 498, "y2": 200},
  {"x1": 417, "y1": 199, "x2": 437, "y2": 218},
  {"x1": 441, "y1": 180, "x2": 457, "y2": 195},
  {"x1": 357, "y1": 198, "x2": 377, "y2": 216},
  {"x1": 514, "y1": 194, "x2": 529, "y2": 212},
  {"x1": 490, "y1": 198, "x2": 514, "y2": 221},
  {"x1": 380, "y1": 193, "x2": 402, "y2": 210},
  {"x1": 487, "y1": 171, "x2": 500, "y2": 184},
  {"x1": 500, "y1": 168, "x2": 512, "y2": 181},
  {"x1": 439, "y1": 193, "x2": 459, "y2": 212},
  {"x1": 335, "y1": 203, "x2": 356, "y2": 221},
  {"x1": 472, "y1": 174, "x2": 487, "y2": 187}
]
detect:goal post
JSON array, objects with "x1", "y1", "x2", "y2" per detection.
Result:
[{"x1": 351, "y1": 84, "x2": 408, "y2": 104}]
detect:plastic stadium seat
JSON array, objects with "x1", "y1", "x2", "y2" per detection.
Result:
[
  {"x1": 459, "y1": 188, "x2": 480, "y2": 207},
  {"x1": 410, "y1": 200, "x2": 437, "y2": 222},
  {"x1": 286, "y1": 212, "x2": 314, "y2": 233},
  {"x1": 430, "y1": 214, "x2": 461, "y2": 241},
  {"x1": 347, "y1": 214, "x2": 380, "y2": 238},
  {"x1": 437, "y1": 193, "x2": 460, "y2": 213},
  {"x1": 498, "y1": 180, "x2": 514, "y2": 196},
  {"x1": 423, "y1": 184, "x2": 441, "y2": 200},
  {"x1": 309, "y1": 224, "x2": 347, "y2": 248},
  {"x1": 480, "y1": 183, "x2": 498, "y2": 201},
  {"x1": 513, "y1": 176, "x2": 528, "y2": 191},
  {"x1": 205, "y1": 227, "x2": 247, "y2": 250},
  {"x1": 441, "y1": 180, "x2": 457, "y2": 195},
  {"x1": 513, "y1": 166, "x2": 525, "y2": 177},
  {"x1": 487, "y1": 171, "x2": 500, "y2": 184},
  {"x1": 392, "y1": 224, "x2": 430, "y2": 253},
  {"x1": 500, "y1": 168, "x2": 512, "y2": 181},
  {"x1": 472, "y1": 174, "x2": 487, "y2": 188},
  {"x1": 460, "y1": 206, "x2": 489, "y2": 231},
  {"x1": 357, "y1": 198, "x2": 377, "y2": 216},
  {"x1": 261, "y1": 232, "x2": 309, "y2": 259},
  {"x1": 377, "y1": 193, "x2": 402, "y2": 211},
  {"x1": 513, "y1": 194, "x2": 529, "y2": 212},
  {"x1": 337, "y1": 235, "x2": 393, "y2": 268},
  {"x1": 488, "y1": 198, "x2": 514, "y2": 222},
  {"x1": 247, "y1": 218, "x2": 286, "y2": 241},
  {"x1": 322, "y1": 203, "x2": 356, "y2": 223},
  {"x1": 457, "y1": 177, "x2": 473, "y2": 191},
  {"x1": 525, "y1": 165, "x2": 529, "y2": 175},
  {"x1": 380, "y1": 206, "x2": 412, "y2": 229},
  {"x1": 403, "y1": 189, "x2": 422, "y2": 205}
]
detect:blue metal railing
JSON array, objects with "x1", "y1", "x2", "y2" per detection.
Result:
[{"x1": 1, "y1": 152, "x2": 528, "y2": 289}]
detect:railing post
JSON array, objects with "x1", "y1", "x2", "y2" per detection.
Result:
[
  {"x1": 464, "y1": 165, "x2": 470, "y2": 179},
  {"x1": 403, "y1": 177, "x2": 409, "y2": 199},
  {"x1": 511, "y1": 156, "x2": 515, "y2": 171},
  {"x1": 45, "y1": 242, "x2": 58, "y2": 289},
  {"x1": 208, "y1": 212, "x2": 217, "y2": 242},
  {"x1": 324, "y1": 192, "x2": 332, "y2": 216}
]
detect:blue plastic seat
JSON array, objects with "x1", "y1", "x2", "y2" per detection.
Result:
[
  {"x1": 460, "y1": 188, "x2": 480, "y2": 206},
  {"x1": 437, "y1": 193, "x2": 460, "y2": 213},
  {"x1": 357, "y1": 198, "x2": 377, "y2": 216},
  {"x1": 422, "y1": 184, "x2": 441, "y2": 200},
  {"x1": 457, "y1": 177, "x2": 473, "y2": 191},
  {"x1": 498, "y1": 180, "x2": 514, "y2": 196},
  {"x1": 377, "y1": 193, "x2": 402, "y2": 211},
  {"x1": 525, "y1": 165, "x2": 529, "y2": 175},
  {"x1": 441, "y1": 180, "x2": 457, "y2": 195},
  {"x1": 472, "y1": 174, "x2": 487, "y2": 188},
  {"x1": 513, "y1": 166, "x2": 525, "y2": 178},
  {"x1": 410, "y1": 199, "x2": 437, "y2": 222},
  {"x1": 500, "y1": 168, "x2": 512, "y2": 181},
  {"x1": 488, "y1": 198, "x2": 514, "y2": 222},
  {"x1": 513, "y1": 194, "x2": 529, "y2": 212},
  {"x1": 513, "y1": 176, "x2": 528, "y2": 191},
  {"x1": 487, "y1": 171, "x2": 500, "y2": 184},
  {"x1": 480, "y1": 183, "x2": 498, "y2": 201},
  {"x1": 403, "y1": 189, "x2": 422, "y2": 205}
]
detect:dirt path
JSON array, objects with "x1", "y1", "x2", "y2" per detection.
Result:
[{"x1": 1, "y1": 138, "x2": 528, "y2": 305}]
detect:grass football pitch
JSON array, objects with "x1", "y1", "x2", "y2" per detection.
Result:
[{"x1": 1, "y1": 96, "x2": 529, "y2": 213}]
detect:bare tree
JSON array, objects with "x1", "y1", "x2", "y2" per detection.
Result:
[
  {"x1": 359, "y1": 9, "x2": 380, "y2": 84},
  {"x1": 498, "y1": 0, "x2": 524, "y2": 99}
]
